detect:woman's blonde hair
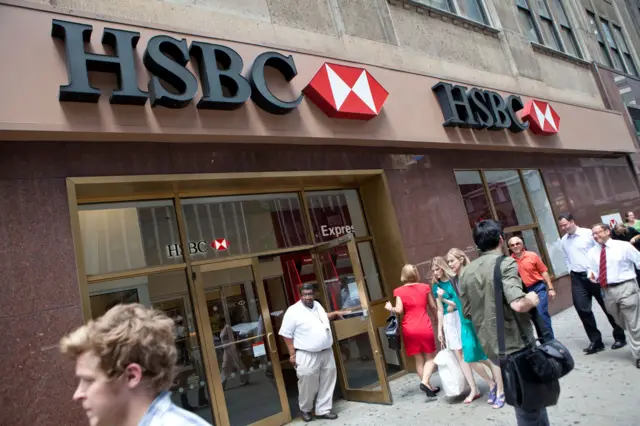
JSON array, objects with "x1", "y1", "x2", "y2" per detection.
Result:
[
  {"x1": 400, "y1": 264, "x2": 420, "y2": 283},
  {"x1": 431, "y1": 256, "x2": 456, "y2": 284},
  {"x1": 446, "y1": 248, "x2": 471, "y2": 269},
  {"x1": 60, "y1": 303, "x2": 178, "y2": 393}
]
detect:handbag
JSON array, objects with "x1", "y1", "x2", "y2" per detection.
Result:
[
  {"x1": 493, "y1": 255, "x2": 574, "y2": 411},
  {"x1": 385, "y1": 313, "x2": 401, "y2": 351}
]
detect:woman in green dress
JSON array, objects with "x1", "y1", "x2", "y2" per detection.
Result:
[
  {"x1": 446, "y1": 248, "x2": 505, "y2": 409},
  {"x1": 432, "y1": 256, "x2": 497, "y2": 404}
]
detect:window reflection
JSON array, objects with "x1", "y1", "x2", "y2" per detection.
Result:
[{"x1": 88, "y1": 271, "x2": 214, "y2": 424}]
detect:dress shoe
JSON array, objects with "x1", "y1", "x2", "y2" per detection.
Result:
[
  {"x1": 584, "y1": 341, "x2": 605, "y2": 355},
  {"x1": 612, "y1": 340, "x2": 627, "y2": 350},
  {"x1": 316, "y1": 412, "x2": 338, "y2": 420},
  {"x1": 301, "y1": 412, "x2": 313, "y2": 422},
  {"x1": 420, "y1": 383, "x2": 438, "y2": 397},
  {"x1": 636, "y1": 359, "x2": 640, "y2": 369}
]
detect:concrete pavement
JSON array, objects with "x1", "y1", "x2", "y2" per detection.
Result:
[{"x1": 297, "y1": 306, "x2": 640, "y2": 425}]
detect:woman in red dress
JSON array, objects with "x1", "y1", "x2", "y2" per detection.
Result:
[{"x1": 385, "y1": 264, "x2": 440, "y2": 397}]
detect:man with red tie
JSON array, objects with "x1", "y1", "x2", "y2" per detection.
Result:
[{"x1": 588, "y1": 223, "x2": 640, "y2": 369}]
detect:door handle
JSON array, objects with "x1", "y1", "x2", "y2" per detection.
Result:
[{"x1": 267, "y1": 332, "x2": 278, "y2": 354}]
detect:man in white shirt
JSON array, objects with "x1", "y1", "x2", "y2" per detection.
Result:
[
  {"x1": 558, "y1": 214, "x2": 626, "y2": 354},
  {"x1": 279, "y1": 283, "x2": 350, "y2": 422},
  {"x1": 587, "y1": 223, "x2": 640, "y2": 369}
]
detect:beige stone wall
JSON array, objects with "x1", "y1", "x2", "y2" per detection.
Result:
[{"x1": 11, "y1": 0, "x2": 614, "y2": 108}]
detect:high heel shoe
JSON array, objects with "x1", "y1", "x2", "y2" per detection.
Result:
[{"x1": 419, "y1": 383, "x2": 439, "y2": 398}]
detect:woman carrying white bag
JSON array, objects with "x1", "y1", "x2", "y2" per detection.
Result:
[
  {"x1": 431, "y1": 256, "x2": 500, "y2": 405},
  {"x1": 434, "y1": 338, "x2": 469, "y2": 398}
]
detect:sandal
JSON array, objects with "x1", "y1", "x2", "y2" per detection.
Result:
[
  {"x1": 487, "y1": 385, "x2": 497, "y2": 405},
  {"x1": 492, "y1": 394, "x2": 506, "y2": 409},
  {"x1": 464, "y1": 392, "x2": 481, "y2": 404}
]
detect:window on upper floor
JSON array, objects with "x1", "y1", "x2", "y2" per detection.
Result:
[
  {"x1": 613, "y1": 24, "x2": 639, "y2": 76},
  {"x1": 517, "y1": 0, "x2": 541, "y2": 43},
  {"x1": 587, "y1": 11, "x2": 613, "y2": 67},
  {"x1": 586, "y1": 11, "x2": 639, "y2": 77},
  {"x1": 416, "y1": 0, "x2": 490, "y2": 25},
  {"x1": 516, "y1": 0, "x2": 581, "y2": 58}
]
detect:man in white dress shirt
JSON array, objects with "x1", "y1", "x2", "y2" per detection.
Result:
[
  {"x1": 587, "y1": 223, "x2": 640, "y2": 369},
  {"x1": 558, "y1": 214, "x2": 626, "y2": 354},
  {"x1": 279, "y1": 283, "x2": 351, "y2": 422}
]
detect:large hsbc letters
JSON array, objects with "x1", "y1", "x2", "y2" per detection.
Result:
[
  {"x1": 432, "y1": 82, "x2": 529, "y2": 133},
  {"x1": 51, "y1": 19, "x2": 302, "y2": 114}
]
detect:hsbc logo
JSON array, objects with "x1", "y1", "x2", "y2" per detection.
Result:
[
  {"x1": 303, "y1": 63, "x2": 389, "y2": 120},
  {"x1": 432, "y1": 82, "x2": 560, "y2": 136},
  {"x1": 521, "y1": 100, "x2": 559, "y2": 136}
]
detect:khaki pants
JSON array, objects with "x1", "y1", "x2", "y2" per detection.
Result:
[
  {"x1": 603, "y1": 279, "x2": 640, "y2": 359},
  {"x1": 296, "y1": 349, "x2": 337, "y2": 415}
]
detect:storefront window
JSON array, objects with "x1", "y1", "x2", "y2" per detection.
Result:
[
  {"x1": 88, "y1": 270, "x2": 214, "y2": 424},
  {"x1": 181, "y1": 193, "x2": 309, "y2": 259},
  {"x1": 79, "y1": 200, "x2": 183, "y2": 276},
  {"x1": 305, "y1": 190, "x2": 369, "y2": 242},
  {"x1": 521, "y1": 170, "x2": 568, "y2": 277},
  {"x1": 484, "y1": 170, "x2": 534, "y2": 227},
  {"x1": 455, "y1": 169, "x2": 567, "y2": 277},
  {"x1": 454, "y1": 171, "x2": 492, "y2": 228}
]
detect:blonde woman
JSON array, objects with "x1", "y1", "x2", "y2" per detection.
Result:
[
  {"x1": 385, "y1": 264, "x2": 440, "y2": 398},
  {"x1": 431, "y1": 256, "x2": 484, "y2": 403},
  {"x1": 446, "y1": 248, "x2": 505, "y2": 409}
]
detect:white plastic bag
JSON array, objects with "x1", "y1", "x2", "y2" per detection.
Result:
[{"x1": 434, "y1": 348, "x2": 469, "y2": 397}]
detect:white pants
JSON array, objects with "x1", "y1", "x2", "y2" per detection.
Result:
[{"x1": 296, "y1": 348, "x2": 337, "y2": 415}]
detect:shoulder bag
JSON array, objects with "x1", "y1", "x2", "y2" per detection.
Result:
[
  {"x1": 385, "y1": 312, "x2": 401, "y2": 351},
  {"x1": 494, "y1": 256, "x2": 574, "y2": 411}
]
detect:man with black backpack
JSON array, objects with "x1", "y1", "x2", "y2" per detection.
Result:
[{"x1": 460, "y1": 220, "x2": 547, "y2": 426}]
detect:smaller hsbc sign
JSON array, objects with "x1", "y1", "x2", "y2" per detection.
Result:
[{"x1": 432, "y1": 82, "x2": 560, "y2": 136}]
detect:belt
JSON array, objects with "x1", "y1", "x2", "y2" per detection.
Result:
[
  {"x1": 570, "y1": 271, "x2": 587, "y2": 276},
  {"x1": 295, "y1": 347, "x2": 332, "y2": 353},
  {"x1": 605, "y1": 279, "x2": 634, "y2": 288}
]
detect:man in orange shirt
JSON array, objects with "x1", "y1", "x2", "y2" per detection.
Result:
[{"x1": 509, "y1": 236, "x2": 556, "y2": 338}]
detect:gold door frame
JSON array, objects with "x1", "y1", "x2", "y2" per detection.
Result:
[
  {"x1": 312, "y1": 233, "x2": 393, "y2": 404},
  {"x1": 66, "y1": 170, "x2": 408, "y2": 424},
  {"x1": 194, "y1": 258, "x2": 292, "y2": 426}
]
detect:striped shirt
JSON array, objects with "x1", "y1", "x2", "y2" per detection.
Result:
[{"x1": 138, "y1": 392, "x2": 212, "y2": 426}]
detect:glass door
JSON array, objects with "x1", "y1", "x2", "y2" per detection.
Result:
[
  {"x1": 312, "y1": 233, "x2": 393, "y2": 404},
  {"x1": 194, "y1": 258, "x2": 290, "y2": 426}
]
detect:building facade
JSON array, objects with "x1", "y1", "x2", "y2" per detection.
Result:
[{"x1": 2, "y1": 1, "x2": 640, "y2": 425}]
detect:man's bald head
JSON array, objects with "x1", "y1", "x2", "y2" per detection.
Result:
[{"x1": 508, "y1": 236, "x2": 524, "y2": 255}]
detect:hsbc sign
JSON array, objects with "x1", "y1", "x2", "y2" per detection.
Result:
[
  {"x1": 52, "y1": 19, "x2": 389, "y2": 120},
  {"x1": 432, "y1": 82, "x2": 560, "y2": 136}
]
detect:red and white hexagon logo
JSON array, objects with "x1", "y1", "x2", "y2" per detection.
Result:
[
  {"x1": 520, "y1": 100, "x2": 560, "y2": 136},
  {"x1": 302, "y1": 63, "x2": 389, "y2": 120}
]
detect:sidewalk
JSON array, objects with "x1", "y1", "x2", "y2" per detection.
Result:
[{"x1": 297, "y1": 307, "x2": 640, "y2": 425}]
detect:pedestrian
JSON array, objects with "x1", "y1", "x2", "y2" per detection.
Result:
[
  {"x1": 278, "y1": 283, "x2": 351, "y2": 422},
  {"x1": 220, "y1": 319, "x2": 249, "y2": 389},
  {"x1": 508, "y1": 236, "x2": 556, "y2": 338},
  {"x1": 431, "y1": 256, "x2": 498, "y2": 405},
  {"x1": 558, "y1": 213, "x2": 626, "y2": 354},
  {"x1": 385, "y1": 264, "x2": 440, "y2": 398},
  {"x1": 59, "y1": 303, "x2": 212, "y2": 426},
  {"x1": 587, "y1": 223, "x2": 640, "y2": 369},
  {"x1": 459, "y1": 220, "x2": 547, "y2": 426},
  {"x1": 624, "y1": 211, "x2": 640, "y2": 232},
  {"x1": 611, "y1": 223, "x2": 640, "y2": 285},
  {"x1": 446, "y1": 248, "x2": 504, "y2": 408}
]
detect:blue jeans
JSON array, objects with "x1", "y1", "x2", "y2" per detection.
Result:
[
  {"x1": 530, "y1": 282, "x2": 554, "y2": 339},
  {"x1": 515, "y1": 406, "x2": 549, "y2": 426}
]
